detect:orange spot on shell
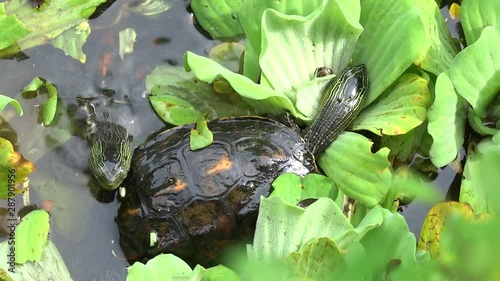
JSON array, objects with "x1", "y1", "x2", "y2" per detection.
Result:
[
  {"x1": 173, "y1": 179, "x2": 188, "y2": 192},
  {"x1": 206, "y1": 156, "x2": 233, "y2": 175}
]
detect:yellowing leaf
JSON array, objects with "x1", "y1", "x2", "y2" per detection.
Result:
[
  {"x1": 417, "y1": 201, "x2": 475, "y2": 257},
  {"x1": 0, "y1": 137, "x2": 35, "y2": 199},
  {"x1": 449, "y1": 3, "x2": 460, "y2": 20}
]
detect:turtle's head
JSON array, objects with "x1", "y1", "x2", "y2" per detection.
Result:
[{"x1": 88, "y1": 122, "x2": 132, "y2": 190}]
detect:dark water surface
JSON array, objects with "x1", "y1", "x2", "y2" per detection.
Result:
[{"x1": 0, "y1": 1, "x2": 462, "y2": 280}]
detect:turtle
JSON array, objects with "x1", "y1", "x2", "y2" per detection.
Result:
[
  {"x1": 113, "y1": 64, "x2": 370, "y2": 266},
  {"x1": 71, "y1": 95, "x2": 134, "y2": 191}
]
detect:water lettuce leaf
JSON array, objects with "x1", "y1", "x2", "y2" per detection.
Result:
[
  {"x1": 208, "y1": 42, "x2": 245, "y2": 73},
  {"x1": 427, "y1": 71, "x2": 468, "y2": 167},
  {"x1": 127, "y1": 254, "x2": 193, "y2": 281},
  {"x1": 0, "y1": 95, "x2": 23, "y2": 116},
  {"x1": 1, "y1": 0, "x2": 107, "y2": 61},
  {"x1": 417, "y1": 201, "x2": 475, "y2": 257},
  {"x1": 450, "y1": 25, "x2": 500, "y2": 119},
  {"x1": 380, "y1": 123, "x2": 428, "y2": 164},
  {"x1": 352, "y1": 73, "x2": 431, "y2": 136},
  {"x1": 0, "y1": 4, "x2": 31, "y2": 51},
  {"x1": 287, "y1": 237, "x2": 346, "y2": 280},
  {"x1": 467, "y1": 107, "x2": 498, "y2": 136},
  {"x1": 355, "y1": 209, "x2": 418, "y2": 279},
  {"x1": 317, "y1": 132, "x2": 392, "y2": 208},
  {"x1": 239, "y1": 0, "x2": 325, "y2": 81},
  {"x1": 201, "y1": 265, "x2": 242, "y2": 281},
  {"x1": 270, "y1": 173, "x2": 338, "y2": 205},
  {"x1": 149, "y1": 94, "x2": 202, "y2": 125},
  {"x1": 439, "y1": 216, "x2": 500, "y2": 280},
  {"x1": 146, "y1": 65, "x2": 256, "y2": 125},
  {"x1": 0, "y1": 137, "x2": 35, "y2": 198},
  {"x1": 461, "y1": 0, "x2": 500, "y2": 45},
  {"x1": 460, "y1": 138, "x2": 500, "y2": 215},
  {"x1": 191, "y1": 0, "x2": 244, "y2": 40},
  {"x1": 247, "y1": 197, "x2": 384, "y2": 261},
  {"x1": 15, "y1": 210, "x2": 50, "y2": 263},
  {"x1": 380, "y1": 165, "x2": 440, "y2": 212},
  {"x1": 52, "y1": 22, "x2": 90, "y2": 63},
  {"x1": 413, "y1": 0, "x2": 459, "y2": 75},
  {"x1": 184, "y1": 51, "x2": 299, "y2": 117},
  {"x1": 0, "y1": 240, "x2": 73, "y2": 281},
  {"x1": 352, "y1": 0, "x2": 426, "y2": 104},
  {"x1": 258, "y1": 0, "x2": 362, "y2": 103}
]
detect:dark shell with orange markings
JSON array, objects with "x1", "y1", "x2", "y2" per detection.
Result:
[{"x1": 116, "y1": 116, "x2": 316, "y2": 266}]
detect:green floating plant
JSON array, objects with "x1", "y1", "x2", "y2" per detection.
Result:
[
  {"x1": 0, "y1": 0, "x2": 107, "y2": 62},
  {"x1": 21, "y1": 77, "x2": 58, "y2": 126},
  {"x1": 146, "y1": 65, "x2": 256, "y2": 125},
  {"x1": 427, "y1": 71, "x2": 468, "y2": 167},
  {"x1": 0, "y1": 95, "x2": 23, "y2": 116},
  {"x1": 427, "y1": 0, "x2": 500, "y2": 167},
  {"x1": 460, "y1": 138, "x2": 500, "y2": 215},
  {"x1": 190, "y1": 0, "x2": 245, "y2": 40}
]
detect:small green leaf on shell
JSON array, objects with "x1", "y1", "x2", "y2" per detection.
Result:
[{"x1": 190, "y1": 116, "x2": 213, "y2": 151}]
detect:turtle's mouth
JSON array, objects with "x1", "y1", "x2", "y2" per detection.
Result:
[
  {"x1": 88, "y1": 151, "x2": 132, "y2": 190},
  {"x1": 94, "y1": 168, "x2": 128, "y2": 190}
]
